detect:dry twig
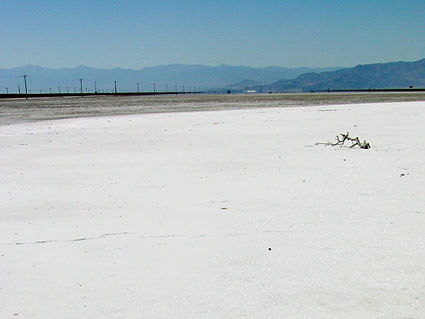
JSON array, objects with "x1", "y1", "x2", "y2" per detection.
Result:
[{"x1": 316, "y1": 132, "x2": 371, "y2": 149}]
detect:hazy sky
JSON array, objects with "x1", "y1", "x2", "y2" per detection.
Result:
[{"x1": 1, "y1": 0, "x2": 424, "y2": 69}]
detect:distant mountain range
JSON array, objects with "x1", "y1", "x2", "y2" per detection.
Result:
[
  {"x1": 0, "y1": 64, "x2": 338, "y2": 93},
  {"x1": 1, "y1": 59, "x2": 423, "y2": 94},
  {"x1": 249, "y1": 58, "x2": 425, "y2": 92}
]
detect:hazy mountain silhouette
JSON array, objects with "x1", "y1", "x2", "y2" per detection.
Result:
[
  {"x1": 0, "y1": 64, "x2": 339, "y2": 93},
  {"x1": 251, "y1": 58, "x2": 425, "y2": 92}
]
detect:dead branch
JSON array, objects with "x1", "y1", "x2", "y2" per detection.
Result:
[{"x1": 316, "y1": 131, "x2": 371, "y2": 149}]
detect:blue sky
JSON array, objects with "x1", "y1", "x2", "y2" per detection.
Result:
[{"x1": 1, "y1": 0, "x2": 424, "y2": 69}]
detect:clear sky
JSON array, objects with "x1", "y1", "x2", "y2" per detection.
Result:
[{"x1": 1, "y1": 0, "x2": 424, "y2": 69}]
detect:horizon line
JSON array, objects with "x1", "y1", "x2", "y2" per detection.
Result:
[{"x1": 1, "y1": 57, "x2": 424, "y2": 71}]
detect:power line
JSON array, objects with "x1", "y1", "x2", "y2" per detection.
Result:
[
  {"x1": 22, "y1": 74, "x2": 29, "y2": 100},
  {"x1": 79, "y1": 79, "x2": 83, "y2": 96}
]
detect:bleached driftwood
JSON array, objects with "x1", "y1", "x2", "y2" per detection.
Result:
[{"x1": 316, "y1": 132, "x2": 371, "y2": 149}]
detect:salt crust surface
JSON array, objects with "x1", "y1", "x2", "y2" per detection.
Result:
[{"x1": 1, "y1": 102, "x2": 425, "y2": 318}]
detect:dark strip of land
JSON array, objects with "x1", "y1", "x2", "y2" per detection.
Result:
[
  {"x1": 314, "y1": 88, "x2": 425, "y2": 93},
  {"x1": 0, "y1": 91, "x2": 199, "y2": 99},
  {"x1": 1, "y1": 92, "x2": 425, "y2": 126}
]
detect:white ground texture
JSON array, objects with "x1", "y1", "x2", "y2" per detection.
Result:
[{"x1": 1, "y1": 101, "x2": 425, "y2": 318}]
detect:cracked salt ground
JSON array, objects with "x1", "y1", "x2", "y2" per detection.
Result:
[
  {"x1": 7, "y1": 232, "x2": 132, "y2": 246},
  {"x1": 1, "y1": 230, "x2": 295, "y2": 246},
  {"x1": 1, "y1": 101, "x2": 425, "y2": 318}
]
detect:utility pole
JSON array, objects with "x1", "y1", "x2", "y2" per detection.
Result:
[
  {"x1": 114, "y1": 81, "x2": 117, "y2": 94},
  {"x1": 18, "y1": 84, "x2": 21, "y2": 94},
  {"x1": 94, "y1": 81, "x2": 97, "y2": 94},
  {"x1": 22, "y1": 74, "x2": 28, "y2": 100},
  {"x1": 79, "y1": 79, "x2": 83, "y2": 96},
  {"x1": 153, "y1": 83, "x2": 156, "y2": 93},
  {"x1": 5, "y1": 87, "x2": 8, "y2": 94},
  {"x1": 137, "y1": 82, "x2": 139, "y2": 94}
]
